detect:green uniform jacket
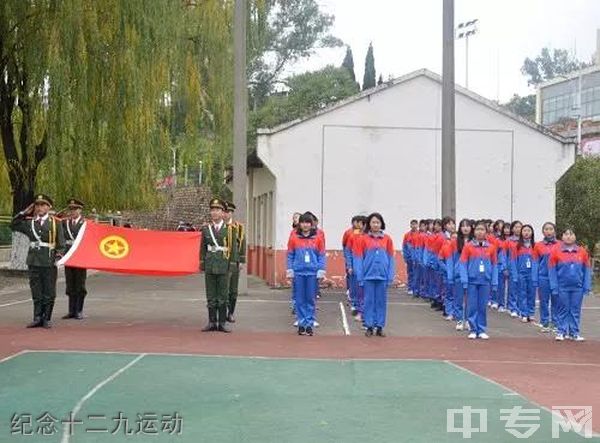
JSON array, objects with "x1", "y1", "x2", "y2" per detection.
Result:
[
  {"x1": 11, "y1": 214, "x2": 66, "y2": 267},
  {"x1": 62, "y1": 217, "x2": 85, "y2": 253},
  {"x1": 227, "y1": 221, "x2": 246, "y2": 264},
  {"x1": 200, "y1": 222, "x2": 230, "y2": 275}
]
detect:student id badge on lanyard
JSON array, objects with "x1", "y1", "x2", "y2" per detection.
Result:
[
  {"x1": 479, "y1": 261, "x2": 485, "y2": 273},
  {"x1": 304, "y1": 251, "x2": 311, "y2": 263},
  {"x1": 526, "y1": 259, "x2": 531, "y2": 269}
]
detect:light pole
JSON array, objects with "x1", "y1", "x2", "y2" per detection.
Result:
[
  {"x1": 442, "y1": 0, "x2": 456, "y2": 219},
  {"x1": 455, "y1": 19, "x2": 478, "y2": 89}
]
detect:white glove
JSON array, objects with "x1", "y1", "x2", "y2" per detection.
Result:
[
  {"x1": 286, "y1": 269, "x2": 294, "y2": 279},
  {"x1": 317, "y1": 270, "x2": 326, "y2": 279}
]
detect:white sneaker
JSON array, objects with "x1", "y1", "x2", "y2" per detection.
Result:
[
  {"x1": 478, "y1": 333, "x2": 489, "y2": 340},
  {"x1": 407, "y1": 290, "x2": 414, "y2": 295},
  {"x1": 573, "y1": 335, "x2": 585, "y2": 342},
  {"x1": 445, "y1": 315, "x2": 454, "y2": 321},
  {"x1": 498, "y1": 306, "x2": 506, "y2": 313},
  {"x1": 465, "y1": 322, "x2": 471, "y2": 331},
  {"x1": 468, "y1": 332, "x2": 477, "y2": 339},
  {"x1": 510, "y1": 311, "x2": 518, "y2": 318},
  {"x1": 313, "y1": 321, "x2": 320, "y2": 328},
  {"x1": 455, "y1": 321, "x2": 464, "y2": 331},
  {"x1": 491, "y1": 303, "x2": 499, "y2": 310},
  {"x1": 555, "y1": 334, "x2": 565, "y2": 341},
  {"x1": 293, "y1": 320, "x2": 298, "y2": 327},
  {"x1": 521, "y1": 316, "x2": 528, "y2": 323}
]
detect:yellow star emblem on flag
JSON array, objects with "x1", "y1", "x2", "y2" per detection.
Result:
[{"x1": 99, "y1": 235, "x2": 130, "y2": 259}]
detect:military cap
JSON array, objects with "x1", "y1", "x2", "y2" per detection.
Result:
[
  {"x1": 34, "y1": 194, "x2": 53, "y2": 207},
  {"x1": 225, "y1": 201, "x2": 236, "y2": 212},
  {"x1": 67, "y1": 198, "x2": 84, "y2": 209},
  {"x1": 209, "y1": 198, "x2": 225, "y2": 210}
]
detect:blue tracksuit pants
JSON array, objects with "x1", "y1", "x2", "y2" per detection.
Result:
[
  {"x1": 557, "y1": 289, "x2": 584, "y2": 337},
  {"x1": 538, "y1": 278, "x2": 553, "y2": 326},
  {"x1": 444, "y1": 280, "x2": 454, "y2": 317},
  {"x1": 363, "y1": 280, "x2": 387, "y2": 329},
  {"x1": 454, "y1": 277, "x2": 465, "y2": 321},
  {"x1": 293, "y1": 275, "x2": 317, "y2": 328},
  {"x1": 518, "y1": 275, "x2": 535, "y2": 318},
  {"x1": 467, "y1": 283, "x2": 490, "y2": 335},
  {"x1": 407, "y1": 260, "x2": 415, "y2": 293},
  {"x1": 507, "y1": 273, "x2": 519, "y2": 314}
]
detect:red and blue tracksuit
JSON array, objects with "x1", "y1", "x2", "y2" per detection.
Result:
[
  {"x1": 534, "y1": 238, "x2": 560, "y2": 327},
  {"x1": 487, "y1": 235, "x2": 505, "y2": 306},
  {"x1": 548, "y1": 243, "x2": 591, "y2": 337},
  {"x1": 413, "y1": 232, "x2": 426, "y2": 297},
  {"x1": 494, "y1": 237, "x2": 509, "y2": 309},
  {"x1": 459, "y1": 240, "x2": 498, "y2": 335},
  {"x1": 352, "y1": 231, "x2": 395, "y2": 329},
  {"x1": 345, "y1": 229, "x2": 364, "y2": 313},
  {"x1": 505, "y1": 236, "x2": 520, "y2": 314},
  {"x1": 402, "y1": 230, "x2": 417, "y2": 293},
  {"x1": 438, "y1": 238, "x2": 459, "y2": 319},
  {"x1": 423, "y1": 232, "x2": 445, "y2": 300},
  {"x1": 342, "y1": 227, "x2": 354, "y2": 290},
  {"x1": 510, "y1": 242, "x2": 538, "y2": 318},
  {"x1": 287, "y1": 230, "x2": 326, "y2": 328}
]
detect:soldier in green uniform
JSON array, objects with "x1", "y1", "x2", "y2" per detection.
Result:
[
  {"x1": 11, "y1": 194, "x2": 65, "y2": 328},
  {"x1": 224, "y1": 201, "x2": 246, "y2": 323},
  {"x1": 61, "y1": 198, "x2": 88, "y2": 320},
  {"x1": 200, "y1": 198, "x2": 231, "y2": 333}
]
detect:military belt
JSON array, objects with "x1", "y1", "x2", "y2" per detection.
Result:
[
  {"x1": 207, "y1": 245, "x2": 228, "y2": 253},
  {"x1": 30, "y1": 241, "x2": 55, "y2": 250}
]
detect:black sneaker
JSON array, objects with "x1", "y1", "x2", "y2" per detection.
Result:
[
  {"x1": 365, "y1": 327, "x2": 373, "y2": 337},
  {"x1": 305, "y1": 326, "x2": 314, "y2": 336},
  {"x1": 351, "y1": 308, "x2": 358, "y2": 316},
  {"x1": 298, "y1": 326, "x2": 306, "y2": 336},
  {"x1": 376, "y1": 327, "x2": 386, "y2": 337}
]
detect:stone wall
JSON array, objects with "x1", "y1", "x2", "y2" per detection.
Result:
[{"x1": 123, "y1": 186, "x2": 214, "y2": 231}]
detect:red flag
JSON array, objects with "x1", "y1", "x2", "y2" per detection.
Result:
[{"x1": 58, "y1": 222, "x2": 200, "y2": 276}]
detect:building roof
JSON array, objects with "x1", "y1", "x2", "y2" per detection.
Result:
[
  {"x1": 257, "y1": 68, "x2": 571, "y2": 144},
  {"x1": 537, "y1": 64, "x2": 600, "y2": 89}
]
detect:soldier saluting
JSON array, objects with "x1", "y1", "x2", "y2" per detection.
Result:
[
  {"x1": 11, "y1": 194, "x2": 65, "y2": 328},
  {"x1": 200, "y1": 198, "x2": 232, "y2": 333},
  {"x1": 61, "y1": 198, "x2": 88, "y2": 320}
]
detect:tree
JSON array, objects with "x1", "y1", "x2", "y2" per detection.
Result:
[
  {"x1": 521, "y1": 47, "x2": 591, "y2": 86},
  {"x1": 0, "y1": 0, "x2": 239, "y2": 214},
  {"x1": 248, "y1": 0, "x2": 343, "y2": 110},
  {"x1": 556, "y1": 157, "x2": 600, "y2": 254},
  {"x1": 341, "y1": 46, "x2": 356, "y2": 82},
  {"x1": 362, "y1": 42, "x2": 376, "y2": 90},
  {"x1": 249, "y1": 65, "x2": 359, "y2": 146},
  {"x1": 502, "y1": 94, "x2": 536, "y2": 121}
]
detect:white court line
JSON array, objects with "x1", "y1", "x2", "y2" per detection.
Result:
[
  {"x1": 0, "y1": 299, "x2": 30, "y2": 308},
  {"x1": 444, "y1": 360, "x2": 600, "y2": 439},
  {"x1": 0, "y1": 349, "x2": 31, "y2": 363},
  {"x1": 60, "y1": 353, "x2": 146, "y2": 443},
  {"x1": 339, "y1": 302, "x2": 351, "y2": 336},
  {"x1": 451, "y1": 359, "x2": 600, "y2": 368}
]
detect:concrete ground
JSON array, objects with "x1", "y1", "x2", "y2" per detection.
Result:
[{"x1": 1, "y1": 270, "x2": 599, "y2": 339}]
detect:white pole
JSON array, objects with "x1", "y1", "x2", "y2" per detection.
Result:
[{"x1": 465, "y1": 34, "x2": 469, "y2": 89}]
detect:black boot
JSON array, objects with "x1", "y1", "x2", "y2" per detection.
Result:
[
  {"x1": 201, "y1": 308, "x2": 218, "y2": 332},
  {"x1": 26, "y1": 317, "x2": 43, "y2": 328},
  {"x1": 227, "y1": 302, "x2": 236, "y2": 323},
  {"x1": 76, "y1": 294, "x2": 86, "y2": 319},
  {"x1": 217, "y1": 306, "x2": 231, "y2": 333},
  {"x1": 62, "y1": 296, "x2": 76, "y2": 319}
]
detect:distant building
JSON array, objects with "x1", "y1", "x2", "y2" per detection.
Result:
[
  {"x1": 247, "y1": 69, "x2": 575, "y2": 286},
  {"x1": 536, "y1": 30, "x2": 600, "y2": 156}
]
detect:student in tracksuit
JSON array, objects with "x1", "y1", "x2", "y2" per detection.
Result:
[
  {"x1": 506, "y1": 220, "x2": 523, "y2": 318},
  {"x1": 345, "y1": 216, "x2": 366, "y2": 319},
  {"x1": 438, "y1": 231, "x2": 457, "y2": 322},
  {"x1": 496, "y1": 223, "x2": 512, "y2": 313},
  {"x1": 414, "y1": 220, "x2": 428, "y2": 297},
  {"x1": 459, "y1": 220, "x2": 498, "y2": 339},
  {"x1": 353, "y1": 212, "x2": 395, "y2": 337},
  {"x1": 490, "y1": 220, "x2": 506, "y2": 310},
  {"x1": 445, "y1": 219, "x2": 473, "y2": 331},
  {"x1": 402, "y1": 220, "x2": 419, "y2": 295},
  {"x1": 549, "y1": 229, "x2": 591, "y2": 341},
  {"x1": 424, "y1": 219, "x2": 444, "y2": 309},
  {"x1": 510, "y1": 224, "x2": 537, "y2": 323},
  {"x1": 533, "y1": 222, "x2": 559, "y2": 332},
  {"x1": 287, "y1": 213, "x2": 326, "y2": 336},
  {"x1": 438, "y1": 217, "x2": 456, "y2": 316}
]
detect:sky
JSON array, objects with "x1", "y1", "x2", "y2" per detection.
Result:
[{"x1": 286, "y1": 0, "x2": 600, "y2": 103}]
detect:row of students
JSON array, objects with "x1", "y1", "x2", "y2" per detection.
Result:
[{"x1": 403, "y1": 218, "x2": 592, "y2": 341}]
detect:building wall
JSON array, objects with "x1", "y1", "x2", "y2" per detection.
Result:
[{"x1": 252, "y1": 74, "x2": 574, "y2": 286}]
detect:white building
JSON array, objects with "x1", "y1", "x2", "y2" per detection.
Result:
[{"x1": 247, "y1": 69, "x2": 576, "y2": 286}]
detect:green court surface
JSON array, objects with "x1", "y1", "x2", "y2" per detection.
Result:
[{"x1": 0, "y1": 352, "x2": 597, "y2": 442}]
